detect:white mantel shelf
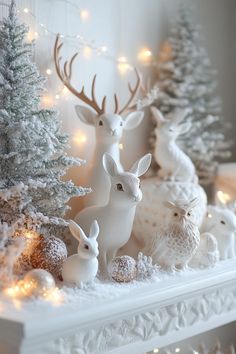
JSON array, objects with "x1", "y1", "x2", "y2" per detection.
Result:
[{"x1": 1, "y1": 260, "x2": 236, "y2": 354}]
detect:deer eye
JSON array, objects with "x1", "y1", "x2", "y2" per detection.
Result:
[
  {"x1": 84, "y1": 244, "x2": 89, "y2": 250},
  {"x1": 221, "y1": 220, "x2": 226, "y2": 225},
  {"x1": 187, "y1": 212, "x2": 191, "y2": 217},
  {"x1": 174, "y1": 212, "x2": 178, "y2": 217},
  {"x1": 99, "y1": 120, "x2": 103, "y2": 126},
  {"x1": 116, "y1": 183, "x2": 124, "y2": 191}
]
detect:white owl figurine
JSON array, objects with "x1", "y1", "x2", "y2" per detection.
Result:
[
  {"x1": 148, "y1": 198, "x2": 200, "y2": 271},
  {"x1": 201, "y1": 205, "x2": 236, "y2": 260}
]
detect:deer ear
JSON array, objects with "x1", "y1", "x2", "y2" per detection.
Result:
[
  {"x1": 123, "y1": 111, "x2": 144, "y2": 130},
  {"x1": 75, "y1": 105, "x2": 97, "y2": 126},
  {"x1": 150, "y1": 106, "x2": 166, "y2": 125},
  {"x1": 69, "y1": 220, "x2": 87, "y2": 242},
  {"x1": 89, "y1": 220, "x2": 99, "y2": 239},
  {"x1": 103, "y1": 153, "x2": 119, "y2": 177},
  {"x1": 130, "y1": 153, "x2": 152, "y2": 177}
]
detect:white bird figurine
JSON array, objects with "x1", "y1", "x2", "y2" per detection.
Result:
[{"x1": 151, "y1": 198, "x2": 200, "y2": 271}]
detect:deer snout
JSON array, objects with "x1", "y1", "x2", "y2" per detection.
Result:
[
  {"x1": 132, "y1": 193, "x2": 142, "y2": 203},
  {"x1": 110, "y1": 128, "x2": 118, "y2": 136}
]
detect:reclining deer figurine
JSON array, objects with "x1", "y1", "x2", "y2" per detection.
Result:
[{"x1": 54, "y1": 35, "x2": 144, "y2": 207}]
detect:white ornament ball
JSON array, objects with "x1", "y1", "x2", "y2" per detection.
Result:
[
  {"x1": 109, "y1": 256, "x2": 137, "y2": 283},
  {"x1": 133, "y1": 177, "x2": 207, "y2": 248},
  {"x1": 23, "y1": 269, "x2": 56, "y2": 297}
]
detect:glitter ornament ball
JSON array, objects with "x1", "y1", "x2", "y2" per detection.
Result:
[
  {"x1": 30, "y1": 235, "x2": 67, "y2": 279},
  {"x1": 110, "y1": 255, "x2": 137, "y2": 282},
  {"x1": 23, "y1": 269, "x2": 56, "y2": 297}
]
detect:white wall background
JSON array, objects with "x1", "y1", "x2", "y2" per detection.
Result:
[{"x1": 0, "y1": 0, "x2": 235, "y2": 215}]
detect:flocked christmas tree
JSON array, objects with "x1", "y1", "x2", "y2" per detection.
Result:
[
  {"x1": 0, "y1": 1, "x2": 89, "y2": 284},
  {"x1": 152, "y1": 5, "x2": 232, "y2": 185}
]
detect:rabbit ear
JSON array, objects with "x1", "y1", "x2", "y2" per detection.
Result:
[
  {"x1": 150, "y1": 106, "x2": 166, "y2": 125},
  {"x1": 69, "y1": 220, "x2": 88, "y2": 242},
  {"x1": 163, "y1": 201, "x2": 177, "y2": 210},
  {"x1": 129, "y1": 153, "x2": 152, "y2": 177},
  {"x1": 178, "y1": 122, "x2": 191, "y2": 135},
  {"x1": 89, "y1": 220, "x2": 99, "y2": 239},
  {"x1": 173, "y1": 108, "x2": 191, "y2": 124},
  {"x1": 103, "y1": 153, "x2": 120, "y2": 177}
]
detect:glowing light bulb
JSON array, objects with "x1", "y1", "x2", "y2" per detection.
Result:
[
  {"x1": 80, "y1": 9, "x2": 90, "y2": 21},
  {"x1": 46, "y1": 69, "x2": 52, "y2": 75},
  {"x1": 138, "y1": 47, "x2": 153, "y2": 64},
  {"x1": 23, "y1": 8, "x2": 29, "y2": 13},
  {"x1": 83, "y1": 46, "x2": 92, "y2": 59},
  {"x1": 119, "y1": 143, "x2": 123, "y2": 150}
]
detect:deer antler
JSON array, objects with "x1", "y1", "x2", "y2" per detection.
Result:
[
  {"x1": 115, "y1": 68, "x2": 141, "y2": 115},
  {"x1": 54, "y1": 34, "x2": 106, "y2": 115}
]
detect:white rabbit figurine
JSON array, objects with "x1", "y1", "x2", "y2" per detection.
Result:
[
  {"x1": 202, "y1": 205, "x2": 236, "y2": 260},
  {"x1": 151, "y1": 106, "x2": 196, "y2": 182},
  {"x1": 75, "y1": 152, "x2": 152, "y2": 277},
  {"x1": 62, "y1": 220, "x2": 99, "y2": 288}
]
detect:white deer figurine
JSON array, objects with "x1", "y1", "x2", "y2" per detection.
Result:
[
  {"x1": 54, "y1": 35, "x2": 144, "y2": 206},
  {"x1": 151, "y1": 106, "x2": 196, "y2": 182},
  {"x1": 75, "y1": 152, "x2": 152, "y2": 277}
]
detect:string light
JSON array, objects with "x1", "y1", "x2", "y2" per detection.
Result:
[
  {"x1": 83, "y1": 46, "x2": 92, "y2": 59},
  {"x1": 119, "y1": 143, "x2": 123, "y2": 150},
  {"x1": 73, "y1": 132, "x2": 87, "y2": 145},
  {"x1": 175, "y1": 348, "x2": 180, "y2": 353},
  {"x1": 23, "y1": 7, "x2": 29, "y2": 13},
  {"x1": 153, "y1": 349, "x2": 159, "y2": 353}
]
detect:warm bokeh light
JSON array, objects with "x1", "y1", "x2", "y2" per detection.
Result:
[
  {"x1": 23, "y1": 8, "x2": 29, "y2": 13},
  {"x1": 80, "y1": 9, "x2": 90, "y2": 22},
  {"x1": 46, "y1": 68, "x2": 52, "y2": 75},
  {"x1": 138, "y1": 47, "x2": 152, "y2": 65},
  {"x1": 73, "y1": 132, "x2": 87, "y2": 145},
  {"x1": 100, "y1": 46, "x2": 107, "y2": 52},
  {"x1": 119, "y1": 143, "x2": 123, "y2": 150},
  {"x1": 83, "y1": 46, "x2": 92, "y2": 59},
  {"x1": 41, "y1": 95, "x2": 54, "y2": 107},
  {"x1": 216, "y1": 190, "x2": 231, "y2": 204}
]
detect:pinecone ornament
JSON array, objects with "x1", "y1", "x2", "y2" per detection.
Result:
[{"x1": 151, "y1": 198, "x2": 200, "y2": 271}]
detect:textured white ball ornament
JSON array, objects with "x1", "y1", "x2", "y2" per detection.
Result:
[
  {"x1": 23, "y1": 269, "x2": 56, "y2": 297},
  {"x1": 109, "y1": 256, "x2": 137, "y2": 283},
  {"x1": 132, "y1": 177, "x2": 207, "y2": 249}
]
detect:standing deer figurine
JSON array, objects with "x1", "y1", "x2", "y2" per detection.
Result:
[
  {"x1": 151, "y1": 106, "x2": 196, "y2": 182},
  {"x1": 75, "y1": 152, "x2": 152, "y2": 277},
  {"x1": 54, "y1": 35, "x2": 144, "y2": 206}
]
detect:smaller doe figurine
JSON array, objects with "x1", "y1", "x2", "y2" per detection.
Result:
[
  {"x1": 62, "y1": 220, "x2": 99, "y2": 288},
  {"x1": 151, "y1": 106, "x2": 196, "y2": 182},
  {"x1": 202, "y1": 205, "x2": 236, "y2": 260},
  {"x1": 151, "y1": 198, "x2": 200, "y2": 271}
]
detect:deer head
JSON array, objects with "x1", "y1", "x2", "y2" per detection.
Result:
[{"x1": 54, "y1": 35, "x2": 144, "y2": 143}]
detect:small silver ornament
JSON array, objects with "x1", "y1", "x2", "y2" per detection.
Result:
[{"x1": 23, "y1": 269, "x2": 56, "y2": 297}]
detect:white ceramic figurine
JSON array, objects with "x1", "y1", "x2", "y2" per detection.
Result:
[
  {"x1": 148, "y1": 198, "x2": 200, "y2": 271},
  {"x1": 202, "y1": 205, "x2": 236, "y2": 260},
  {"x1": 62, "y1": 220, "x2": 99, "y2": 288},
  {"x1": 75, "y1": 153, "x2": 152, "y2": 277},
  {"x1": 54, "y1": 35, "x2": 144, "y2": 207},
  {"x1": 151, "y1": 106, "x2": 196, "y2": 182}
]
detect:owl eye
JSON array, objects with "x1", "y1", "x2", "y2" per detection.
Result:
[
  {"x1": 84, "y1": 244, "x2": 89, "y2": 250},
  {"x1": 99, "y1": 120, "x2": 103, "y2": 126},
  {"x1": 220, "y1": 220, "x2": 226, "y2": 225},
  {"x1": 187, "y1": 212, "x2": 191, "y2": 217},
  {"x1": 174, "y1": 212, "x2": 178, "y2": 217},
  {"x1": 116, "y1": 183, "x2": 124, "y2": 191}
]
